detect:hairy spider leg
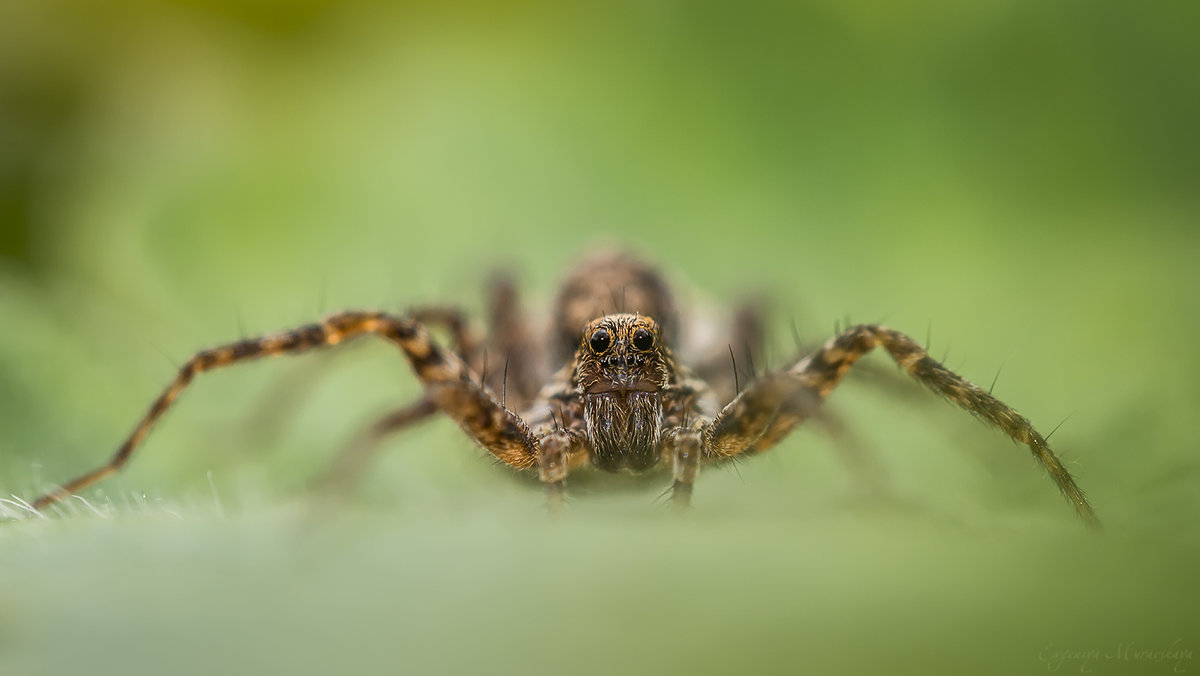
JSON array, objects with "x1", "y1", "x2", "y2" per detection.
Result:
[
  {"x1": 700, "y1": 325, "x2": 1100, "y2": 528},
  {"x1": 536, "y1": 428, "x2": 589, "y2": 512},
  {"x1": 693, "y1": 297, "x2": 768, "y2": 405},
  {"x1": 485, "y1": 272, "x2": 544, "y2": 411},
  {"x1": 31, "y1": 311, "x2": 540, "y2": 510},
  {"x1": 313, "y1": 398, "x2": 439, "y2": 494},
  {"x1": 311, "y1": 306, "x2": 487, "y2": 493},
  {"x1": 315, "y1": 275, "x2": 554, "y2": 498},
  {"x1": 662, "y1": 427, "x2": 704, "y2": 508},
  {"x1": 690, "y1": 305, "x2": 895, "y2": 506}
]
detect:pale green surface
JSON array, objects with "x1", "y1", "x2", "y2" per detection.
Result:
[{"x1": 1, "y1": 1, "x2": 1198, "y2": 674}]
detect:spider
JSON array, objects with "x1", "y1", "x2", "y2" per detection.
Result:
[{"x1": 30, "y1": 252, "x2": 1099, "y2": 527}]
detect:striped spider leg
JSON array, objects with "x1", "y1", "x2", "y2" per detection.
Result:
[
  {"x1": 31, "y1": 311, "x2": 542, "y2": 510},
  {"x1": 314, "y1": 282, "x2": 542, "y2": 494},
  {"x1": 693, "y1": 325, "x2": 1100, "y2": 528}
]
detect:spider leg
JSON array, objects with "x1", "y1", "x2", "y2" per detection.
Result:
[
  {"x1": 312, "y1": 398, "x2": 439, "y2": 495},
  {"x1": 485, "y1": 271, "x2": 546, "y2": 412},
  {"x1": 694, "y1": 306, "x2": 893, "y2": 502},
  {"x1": 409, "y1": 306, "x2": 484, "y2": 368},
  {"x1": 520, "y1": 387, "x2": 590, "y2": 512},
  {"x1": 240, "y1": 305, "x2": 481, "y2": 453},
  {"x1": 810, "y1": 405, "x2": 891, "y2": 499},
  {"x1": 31, "y1": 311, "x2": 540, "y2": 510},
  {"x1": 307, "y1": 305, "x2": 486, "y2": 495},
  {"x1": 692, "y1": 297, "x2": 767, "y2": 404},
  {"x1": 536, "y1": 429, "x2": 587, "y2": 513},
  {"x1": 661, "y1": 427, "x2": 704, "y2": 508},
  {"x1": 703, "y1": 325, "x2": 1099, "y2": 527}
]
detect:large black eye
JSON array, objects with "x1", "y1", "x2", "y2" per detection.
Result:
[
  {"x1": 589, "y1": 328, "x2": 612, "y2": 354},
  {"x1": 631, "y1": 327, "x2": 655, "y2": 351}
]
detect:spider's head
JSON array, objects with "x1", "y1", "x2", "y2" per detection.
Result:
[{"x1": 573, "y1": 314, "x2": 670, "y2": 472}]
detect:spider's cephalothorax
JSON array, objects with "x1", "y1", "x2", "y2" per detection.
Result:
[
  {"x1": 573, "y1": 314, "x2": 671, "y2": 472},
  {"x1": 29, "y1": 251, "x2": 1100, "y2": 529}
]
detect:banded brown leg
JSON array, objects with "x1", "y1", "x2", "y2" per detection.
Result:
[
  {"x1": 32, "y1": 311, "x2": 540, "y2": 510},
  {"x1": 309, "y1": 306, "x2": 484, "y2": 494},
  {"x1": 702, "y1": 325, "x2": 1099, "y2": 528},
  {"x1": 312, "y1": 399, "x2": 439, "y2": 495}
]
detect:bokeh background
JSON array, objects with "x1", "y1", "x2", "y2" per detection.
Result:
[{"x1": 1, "y1": 1, "x2": 1197, "y2": 674}]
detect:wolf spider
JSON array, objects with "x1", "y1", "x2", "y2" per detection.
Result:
[{"x1": 31, "y1": 252, "x2": 1099, "y2": 527}]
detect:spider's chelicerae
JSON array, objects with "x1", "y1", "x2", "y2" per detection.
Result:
[{"x1": 32, "y1": 252, "x2": 1098, "y2": 527}]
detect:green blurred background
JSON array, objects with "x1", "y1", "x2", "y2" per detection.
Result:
[{"x1": 1, "y1": 1, "x2": 1197, "y2": 674}]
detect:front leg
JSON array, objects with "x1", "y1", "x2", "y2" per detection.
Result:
[
  {"x1": 536, "y1": 428, "x2": 587, "y2": 512},
  {"x1": 525, "y1": 383, "x2": 590, "y2": 512},
  {"x1": 661, "y1": 427, "x2": 704, "y2": 508},
  {"x1": 32, "y1": 311, "x2": 541, "y2": 510},
  {"x1": 702, "y1": 325, "x2": 1099, "y2": 527}
]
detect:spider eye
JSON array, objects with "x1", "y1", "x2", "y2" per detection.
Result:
[
  {"x1": 588, "y1": 328, "x2": 612, "y2": 354},
  {"x1": 631, "y1": 327, "x2": 655, "y2": 351}
]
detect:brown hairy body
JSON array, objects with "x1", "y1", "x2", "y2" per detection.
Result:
[{"x1": 30, "y1": 252, "x2": 1099, "y2": 527}]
